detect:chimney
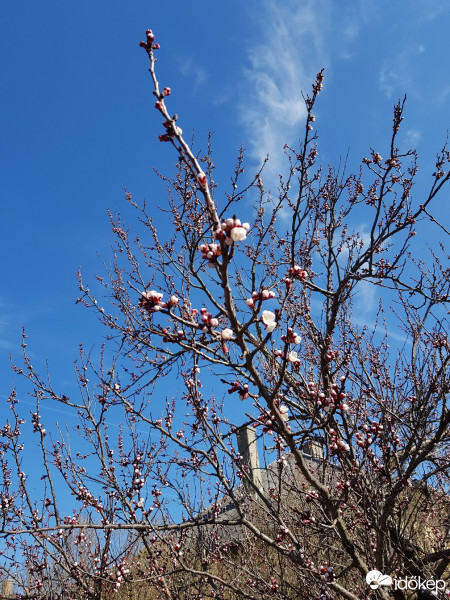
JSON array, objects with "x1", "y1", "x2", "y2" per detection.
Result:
[
  {"x1": 235, "y1": 425, "x2": 263, "y2": 492},
  {"x1": 1, "y1": 580, "x2": 14, "y2": 598},
  {"x1": 303, "y1": 439, "x2": 324, "y2": 460}
]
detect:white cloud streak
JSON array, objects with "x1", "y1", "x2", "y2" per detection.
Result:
[
  {"x1": 240, "y1": 1, "x2": 325, "y2": 185},
  {"x1": 378, "y1": 44, "x2": 427, "y2": 99},
  {"x1": 177, "y1": 56, "x2": 207, "y2": 89},
  {"x1": 239, "y1": 0, "x2": 369, "y2": 189}
]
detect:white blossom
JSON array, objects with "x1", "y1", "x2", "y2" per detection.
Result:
[
  {"x1": 288, "y1": 351, "x2": 300, "y2": 363},
  {"x1": 230, "y1": 226, "x2": 247, "y2": 242},
  {"x1": 221, "y1": 328, "x2": 234, "y2": 340},
  {"x1": 143, "y1": 290, "x2": 163, "y2": 302},
  {"x1": 261, "y1": 310, "x2": 277, "y2": 332}
]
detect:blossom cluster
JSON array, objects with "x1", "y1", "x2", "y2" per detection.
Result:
[
  {"x1": 296, "y1": 508, "x2": 316, "y2": 525},
  {"x1": 188, "y1": 307, "x2": 220, "y2": 334},
  {"x1": 197, "y1": 307, "x2": 219, "y2": 333},
  {"x1": 198, "y1": 242, "x2": 221, "y2": 265},
  {"x1": 227, "y1": 381, "x2": 249, "y2": 400},
  {"x1": 355, "y1": 422, "x2": 384, "y2": 449},
  {"x1": 274, "y1": 347, "x2": 301, "y2": 364},
  {"x1": 312, "y1": 69, "x2": 324, "y2": 95},
  {"x1": 139, "y1": 291, "x2": 179, "y2": 314},
  {"x1": 335, "y1": 479, "x2": 351, "y2": 492},
  {"x1": 284, "y1": 265, "x2": 308, "y2": 288},
  {"x1": 108, "y1": 562, "x2": 131, "y2": 592},
  {"x1": 158, "y1": 119, "x2": 183, "y2": 143},
  {"x1": 139, "y1": 30, "x2": 184, "y2": 144},
  {"x1": 31, "y1": 412, "x2": 46, "y2": 435},
  {"x1": 245, "y1": 289, "x2": 276, "y2": 308},
  {"x1": 307, "y1": 381, "x2": 349, "y2": 413},
  {"x1": 139, "y1": 29, "x2": 160, "y2": 50},
  {"x1": 161, "y1": 327, "x2": 184, "y2": 343},
  {"x1": 252, "y1": 403, "x2": 288, "y2": 434},
  {"x1": 261, "y1": 310, "x2": 277, "y2": 333},
  {"x1": 154, "y1": 86, "x2": 183, "y2": 143},
  {"x1": 281, "y1": 328, "x2": 302, "y2": 345},
  {"x1": 328, "y1": 428, "x2": 350, "y2": 454},
  {"x1": 214, "y1": 217, "x2": 250, "y2": 245}
]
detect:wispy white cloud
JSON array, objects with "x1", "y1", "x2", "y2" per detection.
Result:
[
  {"x1": 378, "y1": 44, "x2": 426, "y2": 99},
  {"x1": 176, "y1": 56, "x2": 207, "y2": 89},
  {"x1": 404, "y1": 128, "x2": 421, "y2": 147},
  {"x1": 0, "y1": 303, "x2": 20, "y2": 352},
  {"x1": 353, "y1": 280, "x2": 377, "y2": 316},
  {"x1": 420, "y1": 0, "x2": 450, "y2": 21},
  {"x1": 437, "y1": 86, "x2": 450, "y2": 105},
  {"x1": 240, "y1": 0, "x2": 368, "y2": 189},
  {"x1": 240, "y1": 1, "x2": 325, "y2": 185}
]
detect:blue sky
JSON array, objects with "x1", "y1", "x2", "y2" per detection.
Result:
[{"x1": 1, "y1": 0, "x2": 449, "y2": 408}]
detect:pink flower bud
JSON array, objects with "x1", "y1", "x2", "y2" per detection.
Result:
[{"x1": 197, "y1": 171, "x2": 207, "y2": 188}]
